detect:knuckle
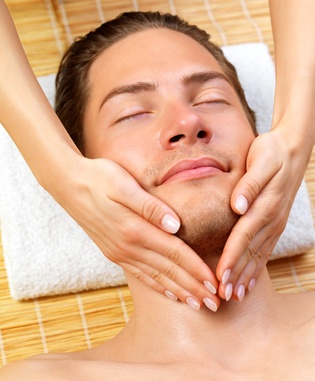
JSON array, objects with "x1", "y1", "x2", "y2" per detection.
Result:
[
  {"x1": 151, "y1": 265, "x2": 177, "y2": 283},
  {"x1": 163, "y1": 265, "x2": 177, "y2": 280},
  {"x1": 151, "y1": 270, "x2": 163, "y2": 284},
  {"x1": 261, "y1": 245, "x2": 274, "y2": 263},
  {"x1": 165, "y1": 246, "x2": 181, "y2": 265},
  {"x1": 189, "y1": 265, "x2": 205, "y2": 280},
  {"x1": 262, "y1": 202, "x2": 281, "y2": 221},
  {"x1": 244, "y1": 244, "x2": 256, "y2": 262},
  {"x1": 109, "y1": 176, "x2": 129, "y2": 200},
  {"x1": 233, "y1": 229, "x2": 254, "y2": 248},
  {"x1": 142, "y1": 198, "x2": 162, "y2": 223},
  {"x1": 130, "y1": 269, "x2": 147, "y2": 283},
  {"x1": 246, "y1": 178, "x2": 261, "y2": 200},
  {"x1": 119, "y1": 222, "x2": 143, "y2": 245},
  {"x1": 252, "y1": 249, "x2": 263, "y2": 263}
]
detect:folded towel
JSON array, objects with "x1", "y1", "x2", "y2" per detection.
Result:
[{"x1": 0, "y1": 42, "x2": 314, "y2": 300}]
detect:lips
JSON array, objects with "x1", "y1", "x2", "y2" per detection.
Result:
[{"x1": 158, "y1": 157, "x2": 228, "y2": 185}]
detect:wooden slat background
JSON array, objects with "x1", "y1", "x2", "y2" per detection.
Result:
[{"x1": 1, "y1": 0, "x2": 315, "y2": 366}]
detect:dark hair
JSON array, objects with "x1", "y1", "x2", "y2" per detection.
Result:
[{"x1": 55, "y1": 11, "x2": 257, "y2": 153}]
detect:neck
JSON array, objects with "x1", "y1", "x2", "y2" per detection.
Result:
[{"x1": 110, "y1": 268, "x2": 282, "y2": 365}]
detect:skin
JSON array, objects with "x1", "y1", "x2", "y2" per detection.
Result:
[
  {"x1": 218, "y1": 0, "x2": 315, "y2": 297},
  {"x1": 1, "y1": 0, "x2": 315, "y2": 304},
  {"x1": 0, "y1": 0, "x2": 217, "y2": 302},
  {"x1": 2, "y1": 28, "x2": 315, "y2": 381},
  {"x1": 83, "y1": 28, "x2": 254, "y2": 304}
]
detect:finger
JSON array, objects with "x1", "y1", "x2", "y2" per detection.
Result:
[
  {"x1": 95, "y1": 204, "x2": 219, "y2": 301},
  {"x1": 218, "y1": 233, "x2": 279, "y2": 301},
  {"x1": 123, "y1": 261, "x2": 220, "y2": 312},
  {"x1": 231, "y1": 154, "x2": 279, "y2": 215},
  {"x1": 249, "y1": 235, "x2": 281, "y2": 280},
  {"x1": 216, "y1": 213, "x2": 259, "y2": 283},
  {"x1": 238, "y1": 234, "x2": 280, "y2": 288},
  {"x1": 138, "y1": 247, "x2": 218, "y2": 298},
  {"x1": 216, "y1": 193, "x2": 283, "y2": 284},
  {"x1": 107, "y1": 165, "x2": 181, "y2": 234},
  {"x1": 221, "y1": 229, "x2": 267, "y2": 285},
  {"x1": 122, "y1": 262, "x2": 166, "y2": 295},
  {"x1": 112, "y1": 213, "x2": 219, "y2": 291},
  {"x1": 216, "y1": 218, "x2": 268, "y2": 301},
  {"x1": 90, "y1": 180, "x2": 220, "y2": 302},
  {"x1": 149, "y1": 233, "x2": 219, "y2": 290},
  {"x1": 231, "y1": 240, "x2": 275, "y2": 300},
  {"x1": 120, "y1": 238, "x2": 218, "y2": 301}
]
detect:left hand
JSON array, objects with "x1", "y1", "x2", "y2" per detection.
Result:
[{"x1": 215, "y1": 128, "x2": 311, "y2": 301}]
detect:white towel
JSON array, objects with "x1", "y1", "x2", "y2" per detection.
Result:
[{"x1": 0, "y1": 42, "x2": 314, "y2": 300}]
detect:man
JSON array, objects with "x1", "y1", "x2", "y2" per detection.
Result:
[{"x1": 1, "y1": 12, "x2": 314, "y2": 380}]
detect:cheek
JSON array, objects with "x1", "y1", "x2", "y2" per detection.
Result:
[
  {"x1": 96, "y1": 133, "x2": 156, "y2": 189},
  {"x1": 219, "y1": 120, "x2": 254, "y2": 159},
  {"x1": 216, "y1": 124, "x2": 254, "y2": 180}
]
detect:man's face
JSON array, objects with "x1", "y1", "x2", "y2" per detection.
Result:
[{"x1": 83, "y1": 28, "x2": 255, "y2": 256}]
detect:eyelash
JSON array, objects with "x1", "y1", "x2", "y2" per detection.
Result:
[
  {"x1": 194, "y1": 99, "x2": 229, "y2": 107},
  {"x1": 115, "y1": 98, "x2": 229, "y2": 124},
  {"x1": 116, "y1": 111, "x2": 150, "y2": 124}
]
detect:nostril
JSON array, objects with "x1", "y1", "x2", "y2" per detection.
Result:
[
  {"x1": 197, "y1": 130, "x2": 207, "y2": 139},
  {"x1": 170, "y1": 134, "x2": 185, "y2": 143}
]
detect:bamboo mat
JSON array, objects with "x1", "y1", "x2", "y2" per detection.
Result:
[{"x1": 1, "y1": 0, "x2": 315, "y2": 366}]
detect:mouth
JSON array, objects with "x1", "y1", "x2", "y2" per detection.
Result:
[{"x1": 158, "y1": 157, "x2": 228, "y2": 185}]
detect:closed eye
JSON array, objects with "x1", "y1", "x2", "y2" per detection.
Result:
[
  {"x1": 116, "y1": 111, "x2": 151, "y2": 124},
  {"x1": 193, "y1": 99, "x2": 229, "y2": 107}
]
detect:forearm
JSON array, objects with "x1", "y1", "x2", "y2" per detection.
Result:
[
  {"x1": 0, "y1": 1, "x2": 81, "y2": 191},
  {"x1": 269, "y1": 0, "x2": 315, "y2": 156}
]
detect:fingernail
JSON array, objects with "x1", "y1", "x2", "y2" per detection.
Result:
[
  {"x1": 248, "y1": 278, "x2": 256, "y2": 292},
  {"x1": 162, "y1": 214, "x2": 180, "y2": 234},
  {"x1": 225, "y1": 283, "x2": 233, "y2": 301},
  {"x1": 203, "y1": 281, "x2": 217, "y2": 294},
  {"x1": 222, "y1": 269, "x2": 231, "y2": 285},
  {"x1": 203, "y1": 298, "x2": 218, "y2": 312},
  {"x1": 186, "y1": 297, "x2": 200, "y2": 311},
  {"x1": 235, "y1": 195, "x2": 248, "y2": 215},
  {"x1": 165, "y1": 290, "x2": 178, "y2": 301},
  {"x1": 237, "y1": 285, "x2": 245, "y2": 301}
]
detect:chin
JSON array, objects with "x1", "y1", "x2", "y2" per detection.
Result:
[
  {"x1": 173, "y1": 189, "x2": 239, "y2": 258},
  {"x1": 151, "y1": 175, "x2": 240, "y2": 257}
]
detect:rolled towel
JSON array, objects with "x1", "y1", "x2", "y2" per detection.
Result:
[{"x1": 0, "y1": 42, "x2": 314, "y2": 300}]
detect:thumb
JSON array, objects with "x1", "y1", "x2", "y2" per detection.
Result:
[
  {"x1": 231, "y1": 149, "x2": 280, "y2": 215},
  {"x1": 108, "y1": 162, "x2": 181, "y2": 234}
]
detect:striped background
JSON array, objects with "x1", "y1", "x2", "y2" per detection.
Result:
[
  {"x1": 6, "y1": 0, "x2": 273, "y2": 76},
  {"x1": 1, "y1": 0, "x2": 315, "y2": 366}
]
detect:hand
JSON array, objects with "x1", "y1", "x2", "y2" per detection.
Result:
[
  {"x1": 216, "y1": 128, "x2": 311, "y2": 301},
  {"x1": 54, "y1": 156, "x2": 220, "y2": 310}
]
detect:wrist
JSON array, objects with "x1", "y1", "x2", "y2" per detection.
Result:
[
  {"x1": 272, "y1": 79, "x2": 315, "y2": 152},
  {"x1": 271, "y1": 121, "x2": 313, "y2": 173},
  {"x1": 35, "y1": 142, "x2": 85, "y2": 201}
]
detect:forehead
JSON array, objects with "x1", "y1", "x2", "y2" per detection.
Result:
[{"x1": 88, "y1": 28, "x2": 224, "y2": 91}]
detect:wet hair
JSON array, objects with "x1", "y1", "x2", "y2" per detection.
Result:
[{"x1": 55, "y1": 11, "x2": 257, "y2": 153}]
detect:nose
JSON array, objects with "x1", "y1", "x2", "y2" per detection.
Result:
[{"x1": 159, "y1": 102, "x2": 212, "y2": 149}]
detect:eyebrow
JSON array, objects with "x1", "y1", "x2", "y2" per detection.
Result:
[
  {"x1": 99, "y1": 71, "x2": 230, "y2": 111},
  {"x1": 100, "y1": 82, "x2": 157, "y2": 110},
  {"x1": 181, "y1": 71, "x2": 230, "y2": 87}
]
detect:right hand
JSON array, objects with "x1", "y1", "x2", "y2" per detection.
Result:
[
  {"x1": 216, "y1": 129, "x2": 302, "y2": 300},
  {"x1": 53, "y1": 156, "x2": 220, "y2": 311}
]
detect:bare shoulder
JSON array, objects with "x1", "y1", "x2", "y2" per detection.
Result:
[
  {"x1": 0, "y1": 351, "x2": 101, "y2": 381},
  {"x1": 0, "y1": 353, "x2": 191, "y2": 381},
  {"x1": 0, "y1": 354, "x2": 76, "y2": 381},
  {"x1": 0, "y1": 357, "x2": 53, "y2": 381},
  {"x1": 287, "y1": 290, "x2": 315, "y2": 350}
]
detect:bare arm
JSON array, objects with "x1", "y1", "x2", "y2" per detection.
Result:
[
  {"x1": 0, "y1": 0, "x2": 82, "y2": 186},
  {"x1": 270, "y1": 0, "x2": 315, "y2": 146},
  {"x1": 0, "y1": 1, "x2": 218, "y2": 309},
  {"x1": 217, "y1": 0, "x2": 315, "y2": 299}
]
